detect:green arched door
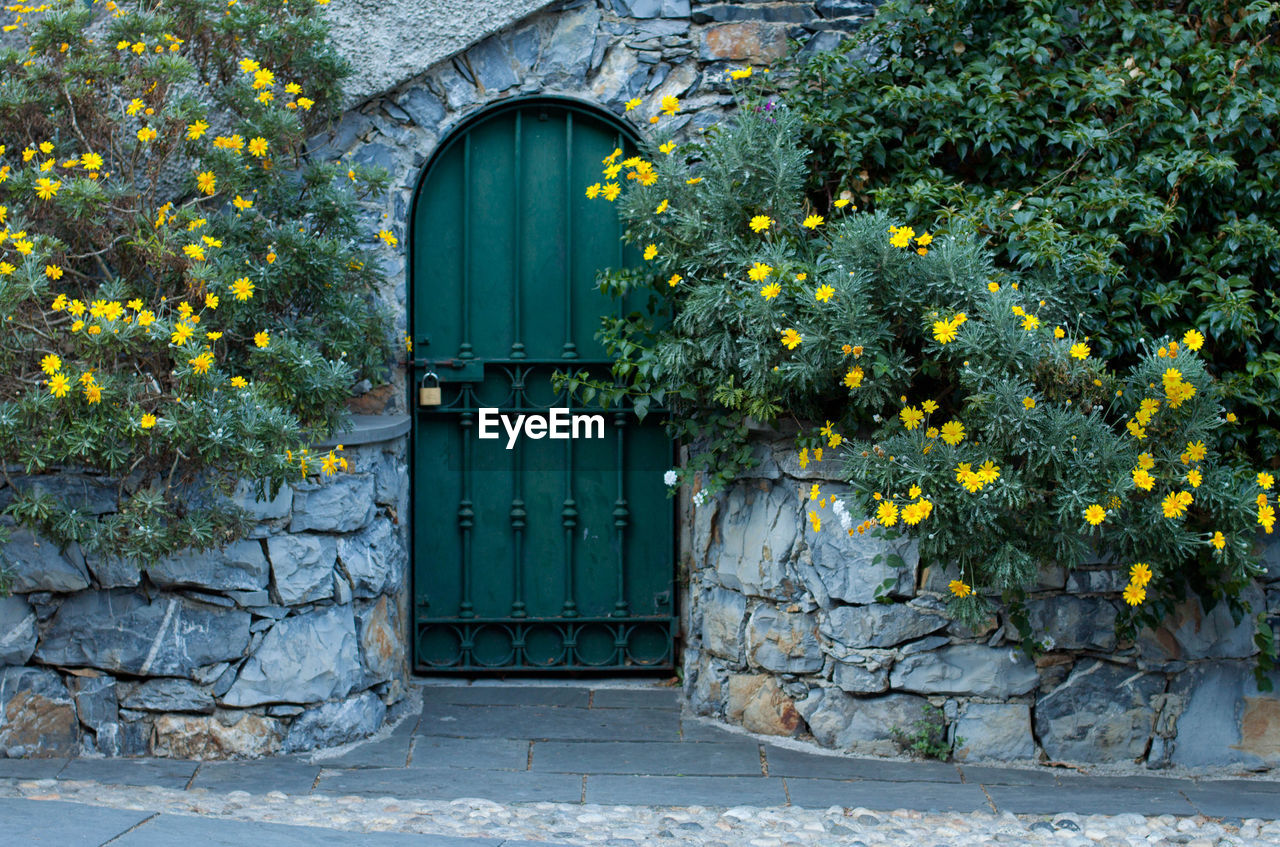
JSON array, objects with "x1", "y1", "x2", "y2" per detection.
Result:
[{"x1": 409, "y1": 98, "x2": 675, "y2": 672}]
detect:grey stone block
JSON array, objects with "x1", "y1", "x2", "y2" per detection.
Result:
[
  {"x1": 0, "y1": 666, "x2": 79, "y2": 756},
  {"x1": 1035, "y1": 659, "x2": 1165, "y2": 763},
  {"x1": 800, "y1": 504, "x2": 916, "y2": 605},
  {"x1": 190, "y1": 760, "x2": 321, "y2": 795},
  {"x1": 121, "y1": 678, "x2": 215, "y2": 714},
  {"x1": 221, "y1": 604, "x2": 362, "y2": 707},
  {"x1": 1025, "y1": 595, "x2": 1117, "y2": 651},
  {"x1": 952, "y1": 702, "x2": 1035, "y2": 762},
  {"x1": 532, "y1": 740, "x2": 760, "y2": 775},
  {"x1": 418, "y1": 685, "x2": 589, "y2": 708},
  {"x1": 35, "y1": 590, "x2": 250, "y2": 678},
  {"x1": 820, "y1": 603, "x2": 944, "y2": 650},
  {"x1": 831, "y1": 661, "x2": 889, "y2": 693},
  {"x1": 0, "y1": 593, "x2": 37, "y2": 664},
  {"x1": 745, "y1": 604, "x2": 823, "y2": 673},
  {"x1": 890, "y1": 645, "x2": 1039, "y2": 698},
  {"x1": 146, "y1": 539, "x2": 269, "y2": 592},
  {"x1": 317, "y1": 767, "x2": 582, "y2": 803},
  {"x1": 585, "y1": 774, "x2": 785, "y2": 806},
  {"x1": 2, "y1": 528, "x2": 91, "y2": 593},
  {"x1": 543, "y1": 5, "x2": 602, "y2": 82},
  {"x1": 467, "y1": 37, "x2": 519, "y2": 93},
  {"x1": 590, "y1": 687, "x2": 678, "y2": 709},
  {"x1": 763, "y1": 744, "x2": 959, "y2": 783},
  {"x1": 984, "y1": 780, "x2": 1195, "y2": 816},
  {"x1": 700, "y1": 586, "x2": 746, "y2": 661},
  {"x1": 267, "y1": 534, "x2": 337, "y2": 605},
  {"x1": 289, "y1": 475, "x2": 376, "y2": 533},
  {"x1": 414, "y1": 703, "x2": 679, "y2": 742},
  {"x1": 408, "y1": 736, "x2": 525, "y2": 771},
  {"x1": 68, "y1": 673, "x2": 118, "y2": 732},
  {"x1": 708, "y1": 482, "x2": 800, "y2": 599},
  {"x1": 84, "y1": 553, "x2": 141, "y2": 588},
  {"x1": 284, "y1": 689, "x2": 387, "y2": 752},
  {"x1": 1137, "y1": 585, "x2": 1261, "y2": 662},
  {"x1": 786, "y1": 777, "x2": 988, "y2": 812},
  {"x1": 0, "y1": 798, "x2": 151, "y2": 846},
  {"x1": 398, "y1": 86, "x2": 446, "y2": 130},
  {"x1": 229, "y1": 479, "x2": 292, "y2": 520},
  {"x1": 337, "y1": 516, "x2": 403, "y2": 599},
  {"x1": 795, "y1": 687, "x2": 929, "y2": 756},
  {"x1": 1168, "y1": 661, "x2": 1280, "y2": 769}
]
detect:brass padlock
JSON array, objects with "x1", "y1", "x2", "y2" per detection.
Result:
[{"x1": 418, "y1": 371, "x2": 442, "y2": 407}]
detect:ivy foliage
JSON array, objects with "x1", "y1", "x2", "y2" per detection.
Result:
[
  {"x1": 787, "y1": 0, "x2": 1280, "y2": 460},
  {"x1": 0, "y1": 0, "x2": 392, "y2": 572}
]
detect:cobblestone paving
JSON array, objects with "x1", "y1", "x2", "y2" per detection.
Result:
[{"x1": 1, "y1": 683, "x2": 1277, "y2": 846}]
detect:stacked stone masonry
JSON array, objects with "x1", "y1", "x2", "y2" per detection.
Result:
[
  {"x1": 0, "y1": 433, "x2": 409, "y2": 758},
  {"x1": 682, "y1": 435, "x2": 1280, "y2": 768}
]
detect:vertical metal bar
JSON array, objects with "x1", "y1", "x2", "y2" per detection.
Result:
[
  {"x1": 561, "y1": 437, "x2": 578, "y2": 618},
  {"x1": 511, "y1": 111, "x2": 526, "y2": 359},
  {"x1": 612, "y1": 411, "x2": 630, "y2": 617},
  {"x1": 510, "y1": 368, "x2": 527, "y2": 618},
  {"x1": 562, "y1": 110, "x2": 577, "y2": 359},
  {"x1": 458, "y1": 407, "x2": 475, "y2": 618},
  {"x1": 459, "y1": 135, "x2": 474, "y2": 360}
]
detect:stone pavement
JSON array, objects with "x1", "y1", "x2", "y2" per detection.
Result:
[{"x1": 1, "y1": 682, "x2": 1278, "y2": 846}]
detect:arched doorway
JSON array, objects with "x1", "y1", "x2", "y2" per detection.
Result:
[{"x1": 408, "y1": 98, "x2": 675, "y2": 673}]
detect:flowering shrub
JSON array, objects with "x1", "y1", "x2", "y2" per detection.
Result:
[
  {"x1": 568, "y1": 81, "x2": 1275, "y2": 680},
  {"x1": 0, "y1": 0, "x2": 391, "y2": 572}
]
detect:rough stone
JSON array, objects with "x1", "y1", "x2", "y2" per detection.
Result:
[
  {"x1": 590, "y1": 45, "x2": 648, "y2": 110},
  {"x1": 820, "y1": 604, "x2": 945, "y2": 650},
  {"x1": 1025, "y1": 595, "x2": 1118, "y2": 651},
  {"x1": 890, "y1": 645, "x2": 1038, "y2": 697},
  {"x1": 2, "y1": 528, "x2": 91, "y2": 593},
  {"x1": 1168, "y1": 661, "x2": 1280, "y2": 768},
  {"x1": 221, "y1": 604, "x2": 362, "y2": 707},
  {"x1": 122, "y1": 678, "x2": 216, "y2": 714},
  {"x1": 831, "y1": 661, "x2": 889, "y2": 694},
  {"x1": 283, "y1": 690, "x2": 387, "y2": 752},
  {"x1": 699, "y1": 22, "x2": 790, "y2": 63},
  {"x1": 1065, "y1": 567, "x2": 1127, "y2": 594},
  {"x1": 146, "y1": 539, "x2": 270, "y2": 593},
  {"x1": 800, "y1": 513, "x2": 916, "y2": 606},
  {"x1": 398, "y1": 86, "x2": 447, "y2": 130},
  {"x1": 84, "y1": 554, "x2": 141, "y2": 589},
  {"x1": 543, "y1": 4, "x2": 601, "y2": 82},
  {"x1": 267, "y1": 534, "x2": 337, "y2": 605},
  {"x1": 709, "y1": 482, "x2": 800, "y2": 599},
  {"x1": 152, "y1": 711, "x2": 284, "y2": 759},
  {"x1": 815, "y1": 0, "x2": 873, "y2": 17},
  {"x1": 700, "y1": 586, "x2": 747, "y2": 662},
  {"x1": 1138, "y1": 585, "x2": 1261, "y2": 662},
  {"x1": 745, "y1": 605, "x2": 823, "y2": 673},
  {"x1": 336, "y1": 517, "x2": 404, "y2": 599},
  {"x1": 0, "y1": 666, "x2": 79, "y2": 757},
  {"x1": 289, "y1": 475, "x2": 377, "y2": 533},
  {"x1": 356, "y1": 595, "x2": 404, "y2": 686},
  {"x1": 691, "y1": 4, "x2": 817, "y2": 24},
  {"x1": 0, "y1": 594, "x2": 37, "y2": 665},
  {"x1": 725, "y1": 674, "x2": 802, "y2": 736},
  {"x1": 229, "y1": 479, "x2": 292, "y2": 521},
  {"x1": 13, "y1": 475, "x2": 117, "y2": 514},
  {"x1": 68, "y1": 673, "x2": 118, "y2": 732},
  {"x1": 34, "y1": 591, "x2": 251, "y2": 678},
  {"x1": 795, "y1": 687, "x2": 929, "y2": 756},
  {"x1": 952, "y1": 702, "x2": 1035, "y2": 762},
  {"x1": 466, "y1": 36, "x2": 519, "y2": 93},
  {"x1": 611, "y1": 0, "x2": 690, "y2": 17},
  {"x1": 1035, "y1": 659, "x2": 1166, "y2": 763}
]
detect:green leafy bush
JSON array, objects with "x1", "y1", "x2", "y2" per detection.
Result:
[
  {"x1": 0, "y1": 0, "x2": 391, "y2": 571},
  {"x1": 786, "y1": 0, "x2": 1280, "y2": 460},
  {"x1": 891, "y1": 703, "x2": 956, "y2": 761}
]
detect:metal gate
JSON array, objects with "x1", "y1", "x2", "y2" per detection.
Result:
[{"x1": 408, "y1": 98, "x2": 676, "y2": 672}]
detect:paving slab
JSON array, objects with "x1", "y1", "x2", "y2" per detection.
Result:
[
  {"x1": 590, "y1": 688, "x2": 679, "y2": 709},
  {"x1": 418, "y1": 685, "x2": 590, "y2": 708},
  {"x1": 533, "y1": 740, "x2": 761, "y2": 776},
  {"x1": 784, "y1": 777, "x2": 991, "y2": 812},
  {"x1": 415, "y1": 703, "x2": 680, "y2": 741},
  {"x1": 59, "y1": 756, "x2": 197, "y2": 788},
  {"x1": 110, "y1": 811, "x2": 513, "y2": 846},
  {"x1": 680, "y1": 718, "x2": 747, "y2": 742},
  {"x1": 0, "y1": 798, "x2": 154, "y2": 846},
  {"x1": 409, "y1": 736, "x2": 530, "y2": 771},
  {"x1": 764, "y1": 745, "x2": 961, "y2": 784},
  {"x1": 584, "y1": 774, "x2": 786, "y2": 806},
  {"x1": 0, "y1": 757, "x2": 69, "y2": 779},
  {"x1": 1181, "y1": 781, "x2": 1280, "y2": 819},
  {"x1": 317, "y1": 766, "x2": 583, "y2": 803},
  {"x1": 959, "y1": 764, "x2": 1065, "y2": 786},
  {"x1": 984, "y1": 782, "x2": 1197, "y2": 816},
  {"x1": 311, "y1": 732, "x2": 416, "y2": 769},
  {"x1": 191, "y1": 760, "x2": 321, "y2": 794}
]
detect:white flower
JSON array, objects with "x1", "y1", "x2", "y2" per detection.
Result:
[
  {"x1": 1008, "y1": 648, "x2": 1020, "y2": 664},
  {"x1": 692, "y1": 490, "x2": 707, "y2": 506},
  {"x1": 663, "y1": 469, "x2": 678, "y2": 487},
  {"x1": 831, "y1": 498, "x2": 853, "y2": 530},
  {"x1": 1041, "y1": 635, "x2": 1056, "y2": 651}
]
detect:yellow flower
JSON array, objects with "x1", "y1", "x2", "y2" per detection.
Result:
[
  {"x1": 921, "y1": 399, "x2": 939, "y2": 414},
  {"x1": 808, "y1": 510, "x2": 821, "y2": 532},
  {"x1": 378, "y1": 229, "x2": 398, "y2": 247},
  {"x1": 899, "y1": 406, "x2": 924, "y2": 430},
  {"x1": 80, "y1": 152, "x2": 103, "y2": 170},
  {"x1": 137, "y1": 310, "x2": 155, "y2": 327},
  {"x1": 1022, "y1": 314, "x2": 1040, "y2": 331},
  {"x1": 253, "y1": 68, "x2": 275, "y2": 89},
  {"x1": 917, "y1": 232, "x2": 933, "y2": 246},
  {"x1": 1181, "y1": 440, "x2": 1207, "y2": 464},
  {"x1": 655, "y1": 198, "x2": 669, "y2": 214},
  {"x1": 230, "y1": 376, "x2": 249, "y2": 388},
  {"x1": 876, "y1": 500, "x2": 899, "y2": 526},
  {"x1": 1186, "y1": 468, "x2": 1203, "y2": 488},
  {"x1": 843, "y1": 366, "x2": 864, "y2": 388},
  {"x1": 1129, "y1": 562, "x2": 1152, "y2": 587},
  {"x1": 643, "y1": 243, "x2": 658, "y2": 261},
  {"x1": 189, "y1": 351, "x2": 214, "y2": 374},
  {"x1": 183, "y1": 244, "x2": 206, "y2": 261},
  {"x1": 85, "y1": 383, "x2": 102, "y2": 404},
  {"x1": 1132, "y1": 468, "x2": 1155, "y2": 491},
  {"x1": 231, "y1": 278, "x2": 255, "y2": 301},
  {"x1": 815, "y1": 284, "x2": 835, "y2": 302},
  {"x1": 140, "y1": 413, "x2": 157, "y2": 429},
  {"x1": 1161, "y1": 491, "x2": 1191, "y2": 519},
  {"x1": 659, "y1": 141, "x2": 676, "y2": 155},
  {"x1": 602, "y1": 148, "x2": 622, "y2": 165},
  {"x1": 1084, "y1": 504, "x2": 1106, "y2": 526},
  {"x1": 1122, "y1": 583, "x2": 1146, "y2": 606},
  {"x1": 976, "y1": 460, "x2": 1000, "y2": 484},
  {"x1": 748, "y1": 262, "x2": 773, "y2": 282},
  {"x1": 803, "y1": 214, "x2": 824, "y2": 229},
  {"x1": 760, "y1": 282, "x2": 781, "y2": 299},
  {"x1": 667, "y1": 273, "x2": 682, "y2": 288},
  {"x1": 932, "y1": 318, "x2": 959, "y2": 345},
  {"x1": 624, "y1": 97, "x2": 641, "y2": 111},
  {"x1": 584, "y1": 183, "x2": 601, "y2": 199},
  {"x1": 206, "y1": 331, "x2": 223, "y2": 340},
  {"x1": 749, "y1": 215, "x2": 773, "y2": 233},
  {"x1": 233, "y1": 195, "x2": 253, "y2": 210},
  {"x1": 297, "y1": 97, "x2": 315, "y2": 111},
  {"x1": 254, "y1": 331, "x2": 270, "y2": 348},
  {"x1": 170, "y1": 322, "x2": 195, "y2": 345},
  {"x1": 48, "y1": 373, "x2": 70, "y2": 398},
  {"x1": 34, "y1": 177, "x2": 61, "y2": 199},
  {"x1": 239, "y1": 57, "x2": 260, "y2": 74},
  {"x1": 196, "y1": 171, "x2": 216, "y2": 195},
  {"x1": 728, "y1": 66, "x2": 753, "y2": 80},
  {"x1": 1211, "y1": 531, "x2": 1226, "y2": 550},
  {"x1": 798, "y1": 448, "x2": 809, "y2": 469},
  {"x1": 247, "y1": 137, "x2": 268, "y2": 157},
  {"x1": 660, "y1": 95, "x2": 680, "y2": 115},
  {"x1": 1183, "y1": 329, "x2": 1204, "y2": 350},
  {"x1": 1070, "y1": 342, "x2": 1090, "y2": 360},
  {"x1": 1261, "y1": 503, "x2": 1277, "y2": 534},
  {"x1": 40, "y1": 354, "x2": 61, "y2": 375},
  {"x1": 949, "y1": 579, "x2": 972, "y2": 598},
  {"x1": 780, "y1": 328, "x2": 802, "y2": 349},
  {"x1": 136, "y1": 127, "x2": 157, "y2": 143},
  {"x1": 1259, "y1": 472, "x2": 1275, "y2": 490},
  {"x1": 602, "y1": 183, "x2": 621, "y2": 201},
  {"x1": 939, "y1": 420, "x2": 965, "y2": 446},
  {"x1": 685, "y1": 176, "x2": 703, "y2": 184}
]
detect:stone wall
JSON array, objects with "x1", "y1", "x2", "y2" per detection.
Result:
[
  {"x1": 682, "y1": 435, "x2": 1280, "y2": 769},
  {"x1": 310, "y1": 0, "x2": 878, "y2": 418},
  {"x1": 0, "y1": 421, "x2": 410, "y2": 758}
]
